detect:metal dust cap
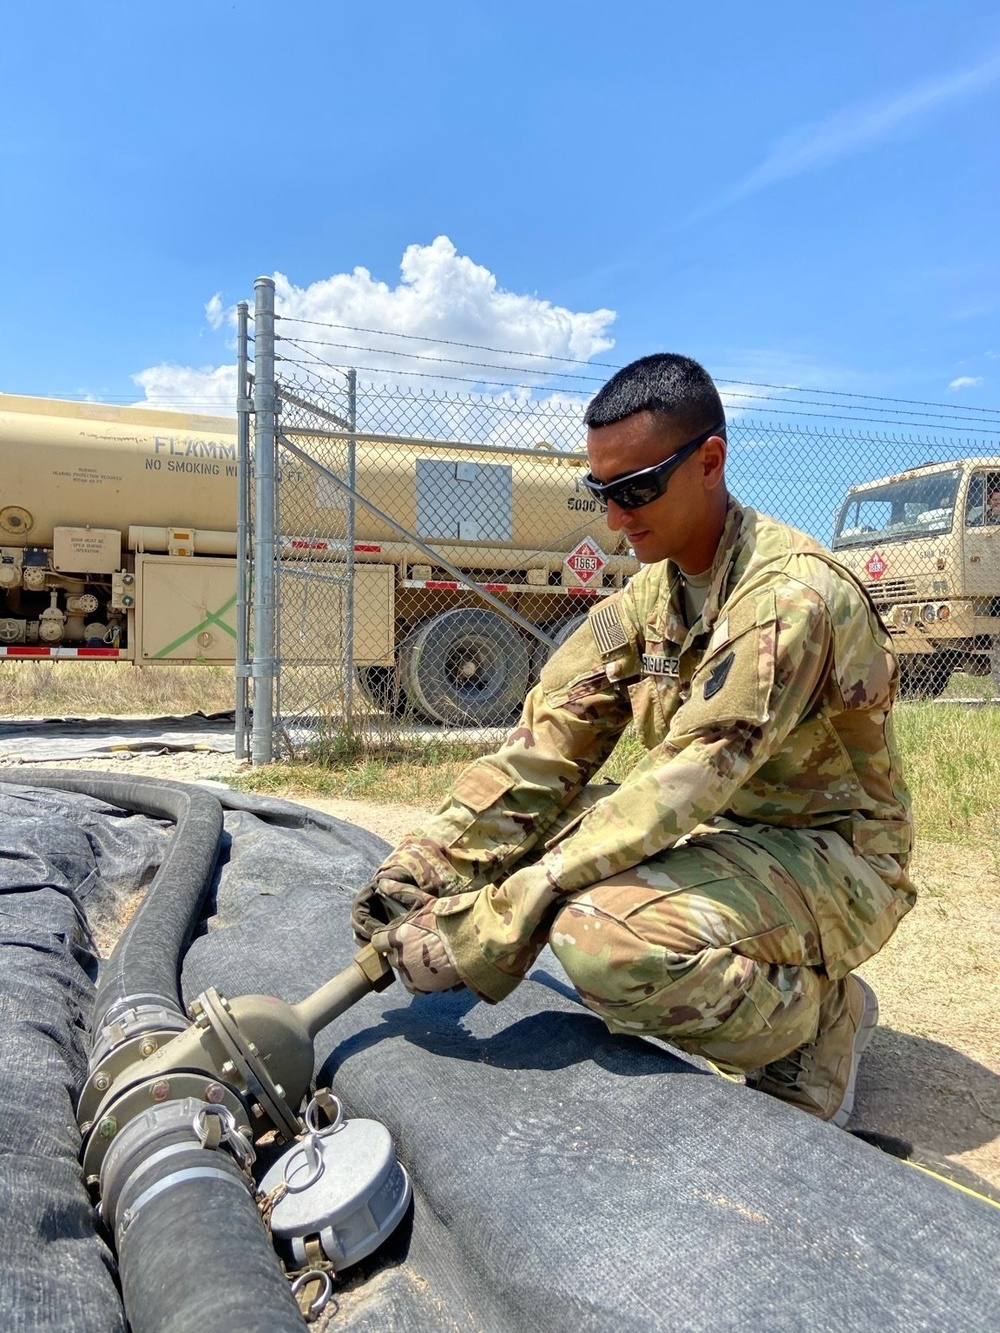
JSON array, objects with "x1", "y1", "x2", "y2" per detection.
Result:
[{"x1": 260, "y1": 1115, "x2": 412, "y2": 1272}]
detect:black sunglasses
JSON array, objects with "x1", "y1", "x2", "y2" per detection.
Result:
[{"x1": 581, "y1": 421, "x2": 725, "y2": 511}]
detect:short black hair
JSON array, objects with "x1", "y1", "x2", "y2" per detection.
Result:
[{"x1": 584, "y1": 353, "x2": 726, "y2": 440}]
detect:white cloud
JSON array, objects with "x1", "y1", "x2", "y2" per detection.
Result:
[
  {"x1": 275, "y1": 236, "x2": 615, "y2": 374},
  {"x1": 725, "y1": 51, "x2": 1000, "y2": 203},
  {"x1": 133, "y1": 237, "x2": 617, "y2": 429},
  {"x1": 948, "y1": 375, "x2": 985, "y2": 390},
  {"x1": 204, "y1": 293, "x2": 225, "y2": 330},
  {"x1": 131, "y1": 362, "x2": 238, "y2": 414}
]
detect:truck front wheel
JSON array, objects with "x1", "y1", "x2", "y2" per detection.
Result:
[
  {"x1": 400, "y1": 608, "x2": 530, "y2": 726},
  {"x1": 898, "y1": 654, "x2": 951, "y2": 700}
]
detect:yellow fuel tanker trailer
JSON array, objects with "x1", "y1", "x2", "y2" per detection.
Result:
[{"x1": 0, "y1": 394, "x2": 637, "y2": 722}]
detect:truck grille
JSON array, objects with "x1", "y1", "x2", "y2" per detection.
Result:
[{"x1": 864, "y1": 576, "x2": 917, "y2": 603}]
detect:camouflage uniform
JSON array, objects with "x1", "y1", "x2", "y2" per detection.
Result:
[{"x1": 374, "y1": 500, "x2": 915, "y2": 1070}]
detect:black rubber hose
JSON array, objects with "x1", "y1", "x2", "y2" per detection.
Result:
[
  {"x1": 113, "y1": 1141, "x2": 305, "y2": 1333},
  {"x1": 0, "y1": 769, "x2": 223, "y2": 1029}
]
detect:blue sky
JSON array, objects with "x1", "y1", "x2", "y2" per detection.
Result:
[{"x1": 2, "y1": 0, "x2": 998, "y2": 442}]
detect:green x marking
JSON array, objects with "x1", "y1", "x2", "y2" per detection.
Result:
[{"x1": 151, "y1": 592, "x2": 239, "y2": 659}]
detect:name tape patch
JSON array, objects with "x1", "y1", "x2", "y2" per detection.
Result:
[{"x1": 643, "y1": 653, "x2": 680, "y2": 677}]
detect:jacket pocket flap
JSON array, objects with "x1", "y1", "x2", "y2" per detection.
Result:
[
  {"x1": 851, "y1": 817, "x2": 912, "y2": 857},
  {"x1": 450, "y1": 765, "x2": 518, "y2": 814}
]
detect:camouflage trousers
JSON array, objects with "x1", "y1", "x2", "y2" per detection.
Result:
[{"x1": 536, "y1": 789, "x2": 914, "y2": 1071}]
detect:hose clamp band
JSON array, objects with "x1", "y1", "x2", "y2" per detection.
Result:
[{"x1": 117, "y1": 1165, "x2": 249, "y2": 1241}]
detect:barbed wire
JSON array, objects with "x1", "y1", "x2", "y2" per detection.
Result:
[
  {"x1": 274, "y1": 357, "x2": 1000, "y2": 436},
  {"x1": 13, "y1": 312, "x2": 997, "y2": 435},
  {"x1": 276, "y1": 336, "x2": 998, "y2": 430},
  {"x1": 272, "y1": 316, "x2": 1000, "y2": 419},
  {"x1": 279, "y1": 336, "x2": 604, "y2": 385}
]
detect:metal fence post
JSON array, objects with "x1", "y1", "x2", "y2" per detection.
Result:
[
  {"x1": 251, "y1": 276, "x2": 277, "y2": 765},
  {"x1": 343, "y1": 369, "x2": 358, "y2": 730},
  {"x1": 235, "y1": 300, "x2": 251, "y2": 761}
]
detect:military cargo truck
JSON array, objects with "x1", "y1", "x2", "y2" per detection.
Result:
[{"x1": 833, "y1": 458, "x2": 1000, "y2": 697}]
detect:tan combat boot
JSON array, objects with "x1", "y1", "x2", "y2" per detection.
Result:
[{"x1": 749, "y1": 975, "x2": 879, "y2": 1127}]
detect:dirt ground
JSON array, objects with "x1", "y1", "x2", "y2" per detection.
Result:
[{"x1": 11, "y1": 747, "x2": 1000, "y2": 1196}]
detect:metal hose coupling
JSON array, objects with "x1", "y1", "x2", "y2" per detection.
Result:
[
  {"x1": 80, "y1": 942, "x2": 396, "y2": 1187},
  {"x1": 100, "y1": 1099, "x2": 257, "y2": 1247}
]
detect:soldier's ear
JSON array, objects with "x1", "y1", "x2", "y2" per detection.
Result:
[{"x1": 701, "y1": 434, "x2": 727, "y2": 491}]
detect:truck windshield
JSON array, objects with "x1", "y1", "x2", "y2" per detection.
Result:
[{"x1": 833, "y1": 469, "x2": 961, "y2": 549}]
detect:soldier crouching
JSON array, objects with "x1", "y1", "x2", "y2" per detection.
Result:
[{"x1": 352, "y1": 352, "x2": 915, "y2": 1127}]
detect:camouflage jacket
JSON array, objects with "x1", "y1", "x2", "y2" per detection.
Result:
[{"x1": 378, "y1": 499, "x2": 914, "y2": 998}]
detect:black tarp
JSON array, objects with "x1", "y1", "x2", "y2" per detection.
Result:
[{"x1": 1, "y1": 778, "x2": 997, "y2": 1332}]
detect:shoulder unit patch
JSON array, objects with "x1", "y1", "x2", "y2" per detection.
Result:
[{"x1": 704, "y1": 651, "x2": 735, "y2": 699}]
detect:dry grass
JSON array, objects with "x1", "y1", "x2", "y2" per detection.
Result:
[
  {"x1": 234, "y1": 745, "x2": 480, "y2": 805},
  {"x1": 0, "y1": 660, "x2": 236, "y2": 716},
  {"x1": 854, "y1": 841, "x2": 1000, "y2": 1190},
  {"x1": 236, "y1": 703, "x2": 1000, "y2": 855}
]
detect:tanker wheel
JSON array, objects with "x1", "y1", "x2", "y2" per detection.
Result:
[
  {"x1": 356, "y1": 665, "x2": 408, "y2": 717},
  {"x1": 401, "y1": 609, "x2": 531, "y2": 726}
]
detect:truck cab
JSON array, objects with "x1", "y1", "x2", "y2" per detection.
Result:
[{"x1": 833, "y1": 458, "x2": 1000, "y2": 697}]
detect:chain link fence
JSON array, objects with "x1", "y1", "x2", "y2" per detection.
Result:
[{"x1": 240, "y1": 281, "x2": 1000, "y2": 762}]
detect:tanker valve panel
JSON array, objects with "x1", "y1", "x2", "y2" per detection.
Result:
[{"x1": 111, "y1": 571, "x2": 136, "y2": 611}]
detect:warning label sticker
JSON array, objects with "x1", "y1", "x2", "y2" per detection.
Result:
[{"x1": 564, "y1": 539, "x2": 607, "y2": 585}]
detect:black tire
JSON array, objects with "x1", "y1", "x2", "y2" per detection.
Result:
[
  {"x1": 400, "y1": 609, "x2": 531, "y2": 726},
  {"x1": 898, "y1": 655, "x2": 950, "y2": 700},
  {"x1": 356, "y1": 665, "x2": 408, "y2": 717}
]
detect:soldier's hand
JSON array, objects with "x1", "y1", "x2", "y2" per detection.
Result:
[
  {"x1": 351, "y1": 874, "x2": 433, "y2": 944},
  {"x1": 370, "y1": 902, "x2": 465, "y2": 995}
]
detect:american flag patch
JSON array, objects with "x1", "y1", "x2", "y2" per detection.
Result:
[{"x1": 590, "y1": 602, "x2": 628, "y2": 654}]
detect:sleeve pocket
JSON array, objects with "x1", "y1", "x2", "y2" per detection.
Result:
[
  {"x1": 851, "y1": 817, "x2": 912, "y2": 859},
  {"x1": 450, "y1": 765, "x2": 518, "y2": 814},
  {"x1": 673, "y1": 594, "x2": 776, "y2": 733}
]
